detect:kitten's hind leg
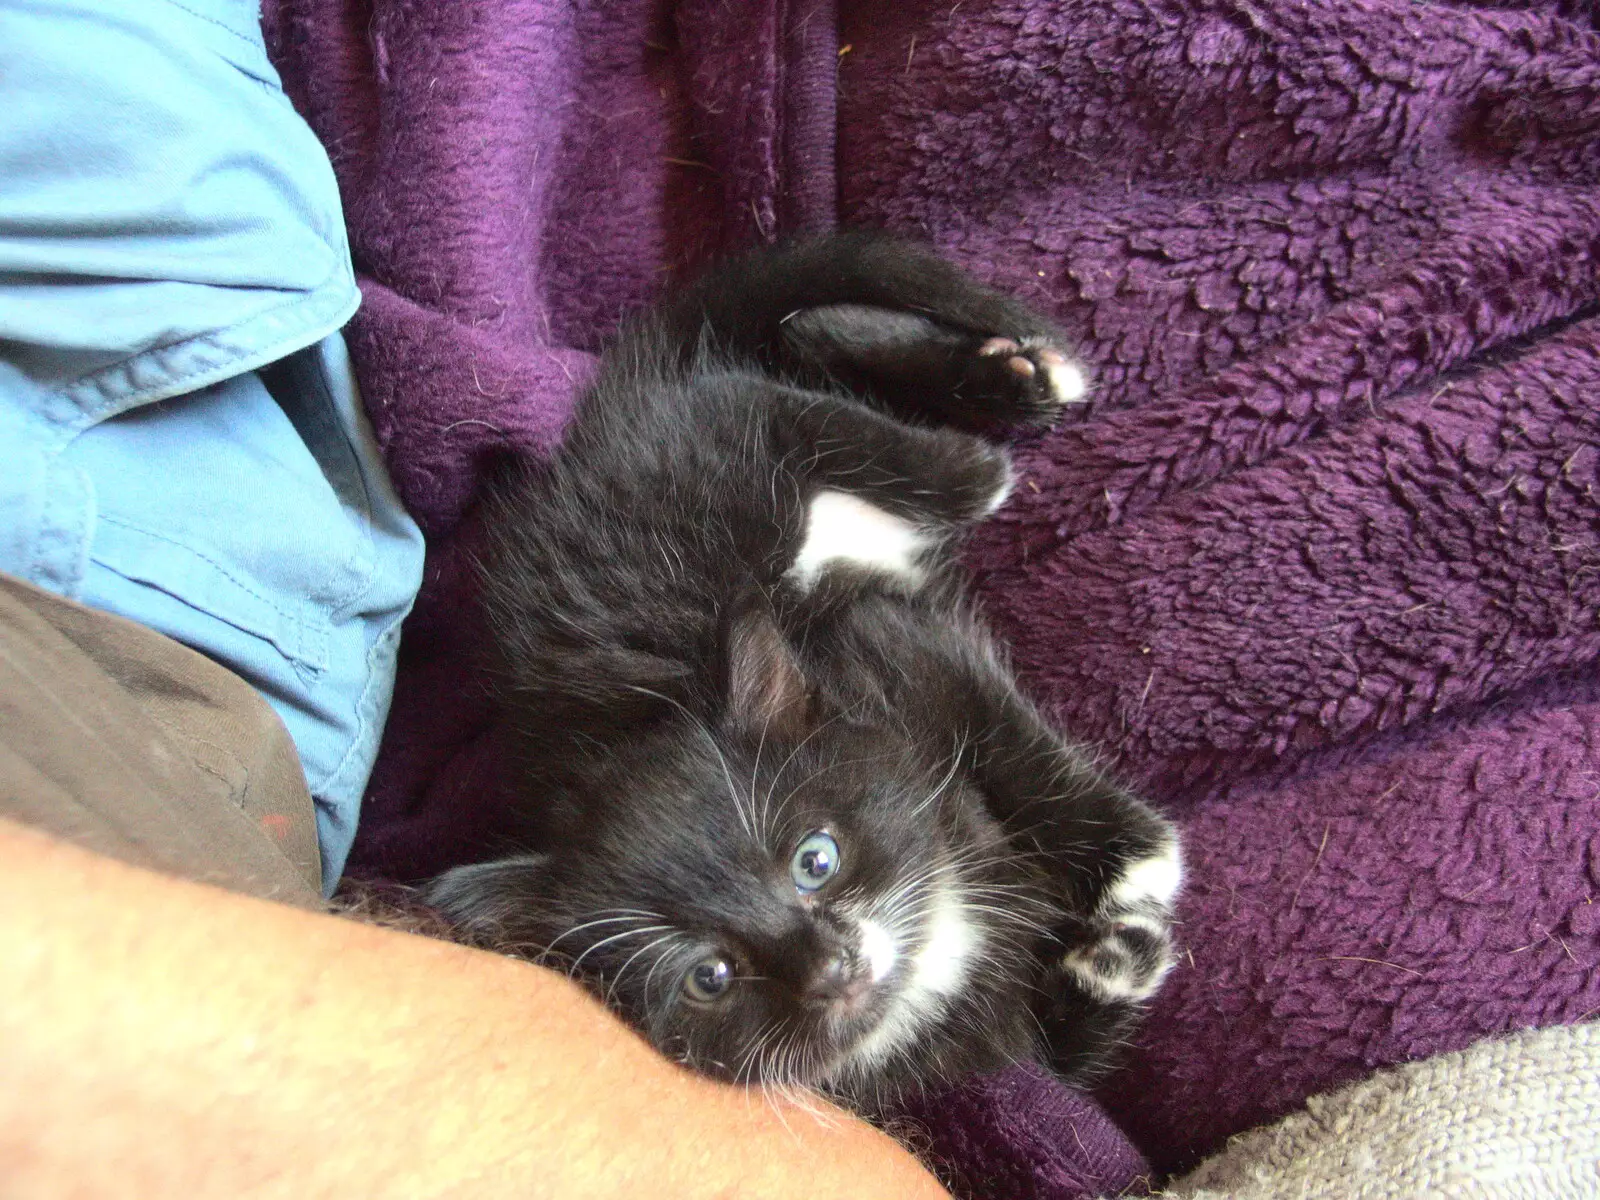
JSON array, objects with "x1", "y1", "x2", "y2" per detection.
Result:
[
  {"x1": 657, "y1": 232, "x2": 1090, "y2": 431},
  {"x1": 780, "y1": 304, "x2": 1086, "y2": 431},
  {"x1": 767, "y1": 389, "x2": 1017, "y2": 593}
]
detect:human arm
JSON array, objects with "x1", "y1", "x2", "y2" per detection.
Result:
[{"x1": 0, "y1": 817, "x2": 949, "y2": 1199}]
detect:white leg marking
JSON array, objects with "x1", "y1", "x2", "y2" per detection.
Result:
[
  {"x1": 1061, "y1": 836, "x2": 1182, "y2": 1004},
  {"x1": 785, "y1": 489, "x2": 932, "y2": 591},
  {"x1": 1060, "y1": 941, "x2": 1171, "y2": 1003},
  {"x1": 1044, "y1": 360, "x2": 1087, "y2": 403},
  {"x1": 1105, "y1": 838, "x2": 1183, "y2": 912},
  {"x1": 1108, "y1": 912, "x2": 1169, "y2": 939}
]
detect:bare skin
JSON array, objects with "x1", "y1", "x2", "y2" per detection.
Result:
[{"x1": 0, "y1": 818, "x2": 950, "y2": 1199}]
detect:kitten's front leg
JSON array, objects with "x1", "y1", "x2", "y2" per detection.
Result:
[
  {"x1": 1038, "y1": 828, "x2": 1182, "y2": 1081},
  {"x1": 1057, "y1": 850, "x2": 1182, "y2": 1003},
  {"x1": 1006, "y1": 742, "x2": 1181, "y2": 1080},
  {"x1": 993, "y1": 731, "x2": 1182, "y2": 1073},
  {"x1": 775, "y1": 388, "x2": 1016, "y2": 528},
  {"x1": 929, "y1": 650, "x2": 1182, "y2": 1078}
]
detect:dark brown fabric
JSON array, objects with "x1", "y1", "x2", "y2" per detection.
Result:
[{"x1": 0, "y1": 571, "x2": 322, "y2": 908}]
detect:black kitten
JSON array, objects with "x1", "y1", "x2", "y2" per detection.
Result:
[{"x1": 427, "y1": 233, "x2": 1181, "y2": 1113}]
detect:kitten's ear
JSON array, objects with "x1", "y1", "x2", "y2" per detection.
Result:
[
  {"x1": 424, "y1": 854, "x2": 554, "y2": 940},
  {"x1": 725, "y1": 607, "x2": 812, "y2": 741}
]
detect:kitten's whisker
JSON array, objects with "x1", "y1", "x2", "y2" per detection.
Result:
[
  {"x1": 769, "y1": 752, "x2": 907, "y2": 840},
  {"x1": 735, "y1": 1019, "x2": 784, "y2": 1089},
  {"x1": 951, "y1": 900, "x2": 1052, "y2": 933},
  {"x1": 864, "y1": 856, "x2": 943, "y2": 925},
  {"x1": 762, "y1": 1036, "x2": 804, "y2": 1139},
  {"x1": 620, "y1": 683, "x2": 758, "y2": 840},
  {"x1": 698, "y1": 717, "x2": 756, "y2": 840},
  {"x1": 781, "y1": 1073, "x2": 837, "y2": 1130},
  {"x1": 910, "y1": 735, "x2": 968, "y2": 819},
  {"x1": 567, "y1": 924, "x2": 674, "y2": 974},
  {"x1": 545, "y1": 911, "x2": 664, "y2": 952},
  {"x1": 605, "y1": 933, "x2": 680, "y2": 1006},
  {"x1": 760, "y1": 708, "x2": 852, "y2": 829},
  {"x1": 751, "y1": 704, "x2": 774, "y2": 845},
  {"x1": 880, "y1": 856, "x2": 942, "y2": 906},
  {"x1": 641, "y1": 943, "x2": 683, "y2": 1002}
]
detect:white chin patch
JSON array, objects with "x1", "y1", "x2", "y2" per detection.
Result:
[
  {"x1": 784, "y1": 489, "x2": 932, "y2": 592},
  {"x1": 858, "y1": 918, "x2": 898, "y2": 983},
  {"x1": 842, "y1": 876, "x2": 979, "y2": 1072},
  {"x1": 909, "y1": 883, "x2": 978, "y2": 997}
]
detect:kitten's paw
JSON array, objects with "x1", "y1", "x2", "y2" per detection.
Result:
[
  {"x1": 1056, "y1": 836, "x2": 1181, "y2": 1004},
  {"x1": 966, "y1": 336, "x2": 1089, "y2": 425},
  {"x1": 980, "y1": 455, "x2": 1017, "y2": 517},
  {"x1": 914, "y1": 432, "x2": 1016, "y2": 524},
  {"x1": 1057, "y1": 910, "x2": 1174, "y2": 1004}
]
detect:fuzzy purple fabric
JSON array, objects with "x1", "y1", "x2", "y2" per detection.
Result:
[{"x1": 263, "y1": 0, "x2": 1600, "y2": 1192}]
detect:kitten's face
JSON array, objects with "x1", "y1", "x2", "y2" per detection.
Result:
[{"x1": 429, "y1": 719, "x2": 1037, "y2": 1102}]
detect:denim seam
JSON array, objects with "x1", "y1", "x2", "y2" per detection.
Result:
[
  {"x1": 96, "y1": 513, "x2": 305, "y2": 629},
  {"x1": 160, "y1": 0, "x2": 262, "y2": 54},
  {"x1": 275, "y1": 350, "x2": 378, "y2": 618},
  {"x1": 158, "y1": 0, "x2": 282, "y2": 87},
  {"x1": 56, "y1": 275, "x2": 359, "y2": 430},
  {"x1": 94, "y1": 512, "x2": 330, "y2": 675},
  {"x1": 312, "y1": 593, "x2": 408, "y2": 801}
]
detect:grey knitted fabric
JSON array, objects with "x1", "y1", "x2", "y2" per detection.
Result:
[{"x1": 1165, "y1": 1024, "x2": 1600, "y2": 1199}]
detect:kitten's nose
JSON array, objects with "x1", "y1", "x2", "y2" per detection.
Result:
[{"x1": 805, "y1": 954, "x2": 869, "y2": 1007}]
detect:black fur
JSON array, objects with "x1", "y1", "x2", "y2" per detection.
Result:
[{"x1": 427, "y1": 232, "x2": 1180, "y2": 1114}]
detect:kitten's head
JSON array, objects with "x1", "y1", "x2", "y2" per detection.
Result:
[{"x1": 427, "y1": 609, "x2": 1046, "y2": 1106}]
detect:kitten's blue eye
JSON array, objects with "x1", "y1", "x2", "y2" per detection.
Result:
[
  {"x1": 790, "y1": 830, "x2": 840, "y2": 892},
  {"x1": 682, "y1": 954, "x2": 733, "y2": 1002}
]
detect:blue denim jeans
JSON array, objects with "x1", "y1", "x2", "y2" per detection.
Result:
[{"x1": 0, "y1": 0, "x2": 425, "y2": 892}]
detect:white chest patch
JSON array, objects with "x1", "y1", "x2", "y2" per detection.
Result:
[{"x1": 785, "y1": 489, "x2": 932, "y2": 592}]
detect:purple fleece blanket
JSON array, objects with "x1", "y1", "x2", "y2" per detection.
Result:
[{"x1": 264, "y1": 0, "x2": 1600, "y2": 1193}]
